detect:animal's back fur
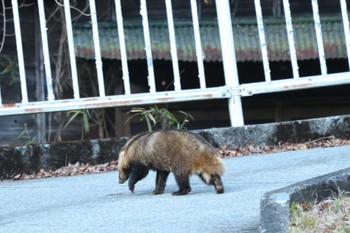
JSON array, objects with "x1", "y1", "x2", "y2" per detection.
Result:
[{"x1": 119, "y1": 130, "x2": 225, "y2": 176}]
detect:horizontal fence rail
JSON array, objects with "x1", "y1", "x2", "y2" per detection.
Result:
[
  {"x1": 2, "y1": 0, "x2": 350, "y2": 127},
  {"x1": 0, "y1": 87, "x2": 232, "y2": 116}
]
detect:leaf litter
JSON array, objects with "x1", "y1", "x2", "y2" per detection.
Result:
[
  {"x1": 8, "y1": 135, "x2": 350, "y2": 181},
  {"x1": 218, "y1": 136, "x2": 350, "y2": 157},
  {"x1": 12, "y1": 161, "x2": 118, "y2": 181}
]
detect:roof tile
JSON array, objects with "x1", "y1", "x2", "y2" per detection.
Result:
[{"x1": 74, "y1": 16, "x2": 347, "y2": 62}]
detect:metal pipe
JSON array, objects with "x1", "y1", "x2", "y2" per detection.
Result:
[
  {"x1": 340, "y1": 0, "x2": 350, "y2": 70},
  {"x1": 140, "y1": 0, "x2": 156, "y2": 93},
  {"x1": 11, "y1": 0, "x2": 28, "y2": 103},
  {"x1": 254, "y1": 0, "x2": 271, "y2": 82},
  {"x1": 38, "y1": 0, "x2": 55, "y2": 101},
  {"x1": 282, "y1": 0, "x2": 299, "y2": 79},
  {"x1": 63, "y1": 0, "x2": 80, "y2": 99},
  {"x1": 114, "y1": 0, "x2": 131, "y2": 95},
  {"x1": 165, "y1": 0, "x2": 181, "y2": 91},
  {"x1": 190, "y1": 0, "x2": 206, "y2": 89},
  {"x1": 0, "y1": 87, "x2": 231, "y2": 116},
  {"x1": 311, "y1": 0, "x2": 327, "y2": 75},
  {"x1": 215, "y1": 0, "x2": 244, "y2": 126},
  {"x1": 89, "y1": 0, "x2": 106, "y2": 97}
]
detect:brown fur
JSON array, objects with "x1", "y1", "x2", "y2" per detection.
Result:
[{"x1": 118, "y1": 130, "x2": 225, "y2": 195}]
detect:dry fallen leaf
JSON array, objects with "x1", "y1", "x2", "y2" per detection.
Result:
[
  {"x1": 12, "y1": 173, "x2": 22, "y2": 180},
  {"x1": 7, "y1": 135, "x2": 350, "y2": 181}
]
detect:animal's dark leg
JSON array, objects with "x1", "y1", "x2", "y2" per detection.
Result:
[
  {"x1": 198, "y1": 173, "x2": 224, "y2": 194},
  {"x1": 153, "y1": 170, "x2": 170, "y2": 195},
  {"x1": 172, "y1": 174, "x2": 191, "y2": 195},
  {"x1": 128, "y1": 164, "x2": 149, "y2": 193},
  {"x1": 210, "y1": 174, "x2": 224, "y2": 194}
]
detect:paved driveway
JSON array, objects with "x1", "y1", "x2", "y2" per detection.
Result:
[{"x1": 1, "y1": 146, "x2": 350, "y2": 233}]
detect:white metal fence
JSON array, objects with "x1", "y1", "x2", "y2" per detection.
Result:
[{"x1": 3, "y1": 0, "x2": 350, "y2": 127}]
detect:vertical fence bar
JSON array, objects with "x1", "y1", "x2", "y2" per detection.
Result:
[
  {"x1": 37, "y1": 0, "x2": 55, "y2": 101},
  {"x1": 190, "y1": 0, "x2": 206, "y2": 89},
  {"x1": 140, "y1": 0, "x2": 156, "y2": 93},
  {"x1": 311, "y1": 0, "x2": 327, "y2": 75},
  {"x1": 254, "y1": 0, "x2": 271, "y2": 82},
  {"x1": 215, "y1": 0, "x2": 244, "y2": 127},
  {"x1": 282, "y1": 0, "x2": 299, "y2": 79},
  {"x1": 89, "y1": 0, "x2": 105, "y2": 97},
  {"x1": 340, "y1": 0, "x2": 350, "y2": 70},
  {"x1": 63, "y1": 0, "x2": 80, "y2": 99},
  {"x1": 11, "y1": 0, "x2": 28, "y2": 103},
  {"x1": 165, "y1": 0, "x2": 181, "y2": 91},
  {"x1": 114, "y1": 0, "x2": 131, "y2": 95}
]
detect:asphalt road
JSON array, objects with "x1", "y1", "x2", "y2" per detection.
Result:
[{"x1": 1, "y1": 145, "x2": 350, "y2": 233}]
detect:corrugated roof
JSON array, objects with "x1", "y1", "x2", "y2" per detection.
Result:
[{"x1": 74, "y1": 16, "x2": 347, "y2": 62}]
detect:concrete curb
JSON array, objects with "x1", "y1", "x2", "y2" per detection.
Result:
[
  {"x1": 198, "y1": 114, "x2": 350, "y2": 147},
  {"x1": 260, "y1": 167, "x2": 350, "y2": 233},
  {"x1": 1, "y1": 114, "x2": 350, "y2": 179},
  {"x1": 0, "y1": 138, "x2": 128, "y2": 179}
]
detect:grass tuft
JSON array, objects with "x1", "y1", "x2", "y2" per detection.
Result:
[{"x1": 289, "y1": 191, "x2": 350, "y2": 233}]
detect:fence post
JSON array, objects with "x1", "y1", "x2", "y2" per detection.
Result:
[
  {"x1": 89, "y1": 0, "x2": 105, "y2": 97},
  {"x1": 37, "y1": 0, "x2": 55, "y2": 101},
  {"x1": 282, "y1": 0, "x2": 299, "y2": 79},
  {"x1": 11, "y1": 0, "x2": 28, "y2": 103},
  {"x1": 190, "y1": 0, "x2": 206, "y2": 89},
  {"x1": 140, "y1": 0, "x2": 156, "y2": 93},
  {"x1": 215, "y1": 0, "x2": 244, "y2": 127},
  {"x1": 165, "y1": 0, "x2": 181, "y2": 91}
]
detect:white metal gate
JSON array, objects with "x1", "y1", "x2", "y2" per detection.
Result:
[{"x1": 3, "y1": 0, "x2": 350, "y2": 127}]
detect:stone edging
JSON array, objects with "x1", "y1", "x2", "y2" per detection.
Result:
[{"x1": 1, "y1": 114, "x2": 350, "y2": 179}]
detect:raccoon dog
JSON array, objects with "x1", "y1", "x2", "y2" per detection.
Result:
[{"x1": 118, "y1": 130, "x2": 225, "y2": 195}]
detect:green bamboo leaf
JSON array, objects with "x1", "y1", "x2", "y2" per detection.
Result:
[
  {"x1": 82, "y1": 111, "x2": 90, "y2": 133},
  {"x1": 178, "y1": 110, "x2": 194, "y2": 120},
  {"x1": 124, "y1": 106, "x2": 193, "y2": 131},
  {"x1": 64, "y1": 111, "x2": 80, "y2": 129},
  {"x1": 144, "y1": 116, "x2": 153, "y2": 132},
  {"x1": 145, "y1": 110, "x2": 156, "y2": 125},
  {"x1": 166, "y1": 111, "x2": 178, "y2": 123}
]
